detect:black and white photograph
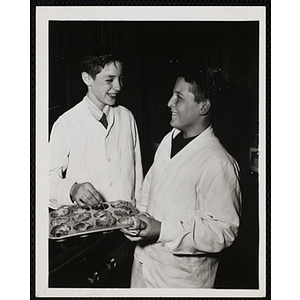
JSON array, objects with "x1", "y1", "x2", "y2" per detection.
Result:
[{"x1": 34, "y1": 5, "x2": 268, "y2": 298}]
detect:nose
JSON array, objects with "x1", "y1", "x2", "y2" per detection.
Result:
[
  {"x1": 168, "y1": 95, "x2": 176, "y2": 108},
  {"x1": 113, "y1": 79, "x2": 121, "y2": 91}
]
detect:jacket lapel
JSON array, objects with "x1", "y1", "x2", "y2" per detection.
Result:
[{"x1": 154, "y1": 127, "x2": 214, "y2": 193}]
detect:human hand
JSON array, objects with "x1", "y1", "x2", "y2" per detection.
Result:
[
  {"x1": 133, "y1": 213, "x2": 161, "y2": 241},
  {"x1": 70, "y1": 182, "x2": 104, "y2": 207},
  {"x1": 122, "y1": 232, "x2": 144, "y2": 242},
  {"x1": 119, "y1": 215, "x2": 146, "y2": 238}
]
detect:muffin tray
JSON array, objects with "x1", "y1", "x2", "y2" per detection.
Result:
[{"x1": 49, "y1": 200, "x2": 137, "y2": 240}]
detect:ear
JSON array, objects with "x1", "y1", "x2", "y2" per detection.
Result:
[
  {"x1": 81, "y1": 71, "x2": 93, "y2": 87},
  {"x1": 199, "y1": 99, "x2": 211, "y2": 116}
]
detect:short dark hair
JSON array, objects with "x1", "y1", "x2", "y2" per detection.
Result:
[
  {"x1": 177, "y1": 65, "x2": 210, "y2": 103},
  {"x1": 80, "y1": 53, "x2": 122, "y2": 80}
]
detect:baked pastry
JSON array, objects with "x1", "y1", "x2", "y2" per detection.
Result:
[
  {"x1": 72, "y1": 206, "x2": 89, "y2": 214},
  {"x1": 73, "y1": 221, "x2": 93, "y2": 231},
  {"x1": 51, "y1": 216, "x2": 70, "y2": 226},
  {"x1": 51, "y1": 207, "x2": 70, "y2": 218},
  {"x1": 94, "y1": 210, "x2": 117, "y2": 227},
  {"x1": 50, "y1": 223, "x2": 71, "y2": 237},
  {"x1": 94, "y1": 210, "x2": 112, "y2": 218},
  {"x1": 113, "y1": 206, "x2": 132, "y2": 216},
  {"x1": 91, "y1": 203, "x2": 109, "y2": 210},
  {"x1": 118, "y1": 215, "x2": 146, "y2": 234},
  {"x1": 72, "y1": 211, "x2": 92, "y2": 222},
  {"x1": 111, "y1": 200, "x2": 130, "y2": 208},
  {"x1": 96, "y1": 216, "x2": 116, "y2": 227}
]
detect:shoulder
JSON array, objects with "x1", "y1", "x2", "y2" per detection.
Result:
[
  {"x1": 112, "y1": 105, "x2": 134, "y2": 116},
  {"x1": 62, "y1": 100, "x2": 86, "y2": 118},
  {"x1": 155, "y1": 129, "x2": 174, "y2": 152},
  {"x1": 208, "y1": 139, "x2": 230, "y2": 158},
  {"x1": 161, "y1": 129, "x2": 175, "y2": 143},
  {"x1": 55, "y1": 100, "x2": 87, "y2": 124},
  {"x1": 204, "y1": 138, "x2": 240, "y2": 175},
  {"x1": 111, "y1": 105, "x2": 137, "y2": 124},
  {"x1": 193, "y1": 128, "x2": 238, "y2": 167}
]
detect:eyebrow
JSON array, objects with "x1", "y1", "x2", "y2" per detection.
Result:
[
  {"x1": 104, "y1": 74, "x2": 123, "y2": 79},
  {"x1": 175, "y1": 91, "x2": 184, "y2": 96}
]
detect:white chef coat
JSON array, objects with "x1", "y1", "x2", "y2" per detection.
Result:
[
  {"x1": 49, "y1": 96, "x2": 143, "y2": 209},
  {"x1": 133, "y1": 126, "x2": 242, "y2": 288}
]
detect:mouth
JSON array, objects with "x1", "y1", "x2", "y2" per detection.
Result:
[
  {"x1": 171, "y1": 111, "x2": 178, "y2": 117},
  {"x1": 107, "y1": 93, "x2": 118, "y2": 99}
]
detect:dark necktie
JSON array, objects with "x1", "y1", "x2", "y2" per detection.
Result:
[{"x1": 99, "y1": 113, "x2": 108, "y2": 129}]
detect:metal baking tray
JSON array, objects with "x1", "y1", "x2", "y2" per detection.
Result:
[{"x1": 49, "y1": 200, "x2": 137, "y2": 240}]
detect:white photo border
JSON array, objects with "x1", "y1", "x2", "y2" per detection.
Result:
[{"x1": 35, "y1": 5, "x2": 267, "y2": 298}]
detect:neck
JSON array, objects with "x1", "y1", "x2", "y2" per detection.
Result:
[
  {"x1": 182, "y1": 124, "x2": 209, "y2": 139},
  {"x1": 86, "y1": 92, "x2": 105, "y2": 111},
  {"x1": 182, "y1": 117, "x2": 211, "y2": 139}
]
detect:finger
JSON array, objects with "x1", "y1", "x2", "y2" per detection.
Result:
[
  {"x1": 83, "y1": 198, "x2": 95, "y2": 207},
  {"x1": 138, "y1": 212, "x2": 154, "y2": 219},
  {"x1": 82, "y1": 184, "x2": 102, "y2": 204},
  {"x1": 75, "y1": 189, "x2": 92, "y2": 206},
  {"x1": 122, "y1": 232, "x2": 143, "y2": 242},
  {"x1": 87, "y1": 190, "x2": 102, "y2": 206},
  {"x1": 87, "y1": 186, "x2": 103, "y2": 203},
  {"x1": 74, "y1": 197, "x2": 87, "y2": 207},
  {"x1": 80, "y1": 190, "x2": 98, "y2": 207},
  {"x1": 83, "y1": 192, "x2": 100, "y2": 207},
  {"x1": 121, "y1": 227, "x2": 140, "y2": 236},
  {"x1": 135, "y1": 214, "x2": 151, "y2": 224}
]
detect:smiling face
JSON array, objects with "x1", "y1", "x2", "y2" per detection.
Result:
[
  {"x1": 83, "y1": 61, "x2": 123, "y2": 110},
  {"x1": 167, "y1": 77, "x2": 204, "y2": 138}
]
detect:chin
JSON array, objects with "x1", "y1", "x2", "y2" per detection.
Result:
[
  {"x1": 107, "y1": 99, "x2": 116, "y2": 106},
  {"x1": 170, "y1": 119, "x2": 179, "y2": 129}
]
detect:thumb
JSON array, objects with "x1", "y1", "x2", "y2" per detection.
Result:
[{"x1": 136, "y1": 214, "x2": 151, "y2": 225}]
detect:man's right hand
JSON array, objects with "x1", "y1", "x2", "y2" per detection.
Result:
[{"x1": 70, "y1": 182, "x2": 104, "y2": 207}]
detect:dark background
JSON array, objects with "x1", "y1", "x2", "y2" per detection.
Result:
[{"x1": 49, "y1": 21, "x2": 259, "y2": 289}]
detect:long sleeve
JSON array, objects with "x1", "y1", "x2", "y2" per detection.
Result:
[
  {"x1": 131, "y1": 117, "x2": 144, "y2": 206},
  {"x1": 158, "y1": 158, "x2": 242, "y2": 255},
  {"x1": 49, "y1": 118, "x2": 75, "y2": 209}
]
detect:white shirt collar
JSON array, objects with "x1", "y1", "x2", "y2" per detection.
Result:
[{"x1": 84, "y1": 96, "x2": 110, "y2": 121}]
